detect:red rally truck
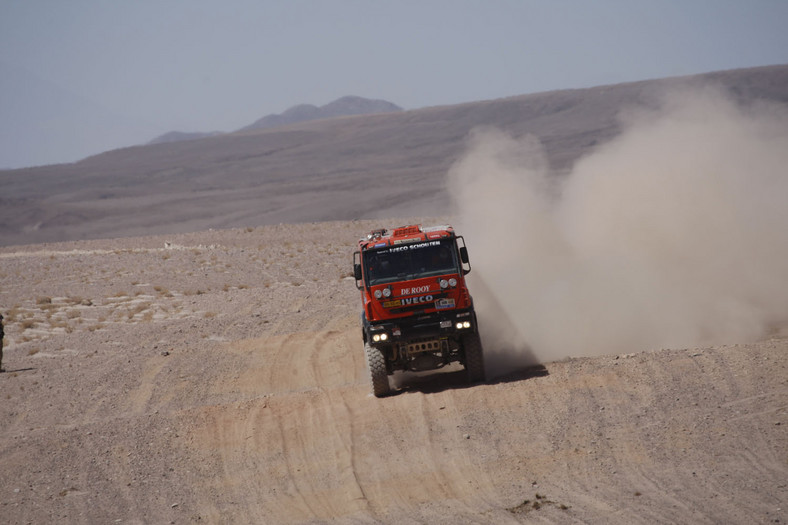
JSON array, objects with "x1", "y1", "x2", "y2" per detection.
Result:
[{"x1": 353, "y1": 224, "x2": 485, "y2": 397}]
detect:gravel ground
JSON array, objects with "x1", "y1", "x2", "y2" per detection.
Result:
[{"x1": 1, "y1": 221, "x2": 786, "y2": 524}]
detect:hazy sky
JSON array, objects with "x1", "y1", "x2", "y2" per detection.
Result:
[{"x1": 1, "y1": 0, "x2": 787, "y2": 168}]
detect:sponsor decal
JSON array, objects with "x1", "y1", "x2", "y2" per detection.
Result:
[
  {"x1": 400, "y1": 294, "x2": 433, "y2": 306},
  {"x1": 390, "y1": 240, "x2": 441, "y2": 252},
  {"x1": 383, "y1": 299, "x2": 402, "y2": 308},
  {"x1": 400, "y1": 285, "x2": 430, "y2": 295},
  {"x1": 410, "y1": 240, "x2": 441, "y2": 250},
  {"x1": 435, "y1": 298, "x2": 455, "y2": 310},
  {"x1": 372, "y1": 239, "x2": 442, "y2": 252}
]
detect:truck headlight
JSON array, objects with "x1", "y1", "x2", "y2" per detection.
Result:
[
  {"x1": 440, "y1": 279, "x2": 448, "y2": 289},
  {"x1": 372, "y1": 333, "x2": 388, "y2": 342},
  {"x1": 374, "y1": 290, "x2": 382, "y2": 299},
  {"x1": 456, "y1": 321, "x2": 471, "y2": 330},
  {"x1": 382, "y1": 288, "x2": 391, "y2": 298},
  {"x1": 449, "y1": 278, "x2": 457, "y2": 287}
]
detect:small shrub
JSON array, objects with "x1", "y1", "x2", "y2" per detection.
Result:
[
  {"x1": 5, "y1": 306, "x2": 21, "y2": 322},
  {"x1": 49, "y1": 319, "x2": 68, "y2": 329},
  {"x1": 127, "y1": 303, "x2": 150, "y2": 319}
]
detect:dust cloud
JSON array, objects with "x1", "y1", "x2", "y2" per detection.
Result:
[{"x1": 448, "y1": 87, "x2": 788, "y2": 371}]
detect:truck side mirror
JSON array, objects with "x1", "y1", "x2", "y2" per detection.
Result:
[
  {"x1": 456, "y1": 238, "x2": 472, "y2": 275},
  {"x1": 353, "y1": 251, "x2": 364, "y2": 289}
]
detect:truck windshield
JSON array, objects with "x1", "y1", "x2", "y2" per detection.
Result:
[{"x1": 364, "y1": 239, "x2": 459, "y2": 286}]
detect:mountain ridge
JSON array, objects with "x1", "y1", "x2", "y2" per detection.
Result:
[
  {"x1": 240, "y1": 95, "x2": 403, "y2": 131},
  {"x1": 147, "y1": 95, "x2": 403, "y2": 145}
]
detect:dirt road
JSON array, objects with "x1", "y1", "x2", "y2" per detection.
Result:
[{"x1": 1, "y1": 222, "x2": 786, "y2": 523}]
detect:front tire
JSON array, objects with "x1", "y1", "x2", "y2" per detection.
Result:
[
  {"x1": 463, "y1": 333, "x2": 485, "y2": 383},
  {"x1": 365, "y1": 342, "x2": 391, "y2": 397}
]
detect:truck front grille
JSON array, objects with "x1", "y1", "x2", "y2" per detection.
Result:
[{"x1": 404, "y1": 338, "x2": 447, "y2": 356}]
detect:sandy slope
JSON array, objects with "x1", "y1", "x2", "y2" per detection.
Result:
[{"x1": 1, "y1": 222, "x2": 786, "y2": 524}]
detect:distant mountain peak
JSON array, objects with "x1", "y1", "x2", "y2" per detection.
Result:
[
  {"x1": 147, "y1": 96, "x2": 402, "y2": 146},
  {"x1": 148, "y1": 130, "x2": 223, "y2": 145},
  {"x1": 241, "y1": 96, "x2": 402, "y2": 131}
]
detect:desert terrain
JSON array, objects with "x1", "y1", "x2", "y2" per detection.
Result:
[{"x1": 1, "y1": 220, "x2": 786, "y2": 524}]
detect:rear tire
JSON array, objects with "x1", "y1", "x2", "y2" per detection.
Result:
[
  {"x1": 463, "y1": 333, "x2": 485, "y2": 383},
  {"x1": 365, "y1": 342, "x2": 391, "y2": 397}
]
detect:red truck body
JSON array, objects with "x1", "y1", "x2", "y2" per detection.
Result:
[{"x1": 354, "y1": 224, "x2": 485, "y2": 396}]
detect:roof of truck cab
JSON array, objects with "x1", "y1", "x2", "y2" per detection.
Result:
[{"x1": 358, "y1": 224, "x2": 455, "y2": 250}]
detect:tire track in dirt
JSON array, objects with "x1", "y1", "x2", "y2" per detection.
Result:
[
  {"x1": 173, "y1": 329, "x2": 787, "y2": 524},
  {"x1": 21, "y1": 303, "x2": 777, "y2": 524},
  {"x1": 176, "y1": 325, "x2": 528, "y2": 523},
  {"x1": 4, "y1": 313, "x2": 787, "y2": 523},
  {"x1": 180, "y1": 327, "x2": 374, "y2": 522},
  {"x1": 535, "y1": 348, "x2": 788, "y2": 525}
]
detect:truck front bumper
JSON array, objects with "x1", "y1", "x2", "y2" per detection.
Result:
[{"x1": 365, "y1": 307, "x2": 477, "y2": 345}]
